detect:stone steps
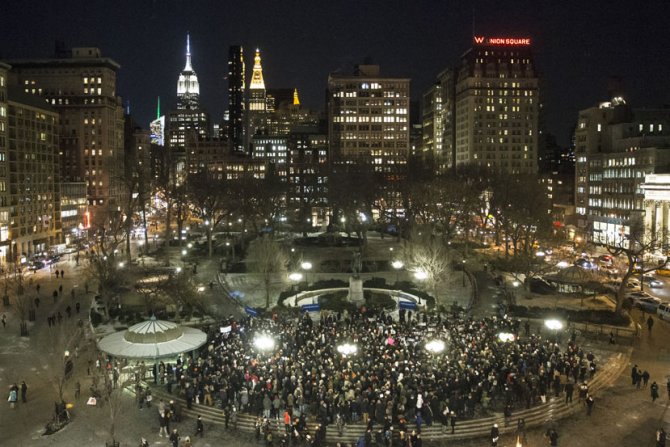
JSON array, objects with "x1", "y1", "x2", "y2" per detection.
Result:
[{"x1": 147, "y1": 348, "x2": 630, "y2": 443}]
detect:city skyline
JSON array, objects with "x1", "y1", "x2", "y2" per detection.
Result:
[{"x1": 2, "y1": 0, "x2": 670, "y2": 146}]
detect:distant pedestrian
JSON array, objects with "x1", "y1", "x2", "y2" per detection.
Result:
[
  {"x1": 52, "y1": 290, "x2": 58, "y2": 303},
  {"x1": 450, "y1": 412, "x2": 456, "y2": 434},
  {"x1": 20, "y1": 381, "x2": 27, "y2": 403},
  {"x1": 71, "y1": 289, "x2": 75, "y2": 300},
  {"x1": 545, "y1": 428, "x2": 559, "y2": 446},
  {"x1": 75, "y1": 302, "x2": 81, "y2": 314},
  {"x1": 36, "y1": 283, "x2": 40, "y2": 294},
  {"x1": 60, "y1": 270, "x2": 64, "y2": 278},
  {"x1": 651, "y1": 382, "x2": 660, "y2": 402},
  {"x1": 74, "y1": 381, "x2": 81, "y2": 400},
  {"x1": 34, "y1": 297, "x2": 40, "y2": 308},
  {"x1": 59, "y1": 284, "x2": 63, "y2": 295},
  {"x1": 586, "y1": 395, "x2": 594, "y2": 415},
  {"x1": 8, "y1": 385, "x2": 18, "y2": 408},
  {"x1": 657, "y1": 427, "x2": 667, "y2": 447},
  {"x1": 196, "y1": 415, "x2": 204, "y2": 437},
  {"x1": 642, "y1": 370, "x2": 651, "y2": 388},
  {"x1": 1, "y1": 314, "x2": 6, "y2": 328},
  {"x1": 647, "y1": 316, "x2": 654, "y2": 333}
]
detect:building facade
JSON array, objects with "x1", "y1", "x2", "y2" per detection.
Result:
[
  {"x1": 327, "y1": 64, "x2": 410, "y2": 171},
  {"x1": 6, "y1": 47, "x2": 125, "y2": 220},
  {"x1": 428, "y1": 36, "x2": 539, "y2": 173},
  {"x1": 574, "y1": 97, "x2": 670, "y2": 243},
  {"x1": 227, "y1": 45, "x2": 245, "y2": 155},
  {"x1": 246, "y1": 49, "x2": 268, "y2": 151},
  {"x1": 4, "y1": 83, "x2": 61, "y2": 261}
]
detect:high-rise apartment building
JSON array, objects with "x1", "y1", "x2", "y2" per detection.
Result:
[
  {"x1": 421, "y1": 82, "x2": 443, "y2": 160},
  {"x1": 6, "y1": 47, "x2": 125, "y2": 218},
  {"x1": 327, "y1": 64, "x2": 410, "y2": 171},
  {"x1": 0, "y1": 63, "x2": 61, "y2": 262},
  {"x1": 574, "y1": 95, "x2": 670, "y2": 243},
  {"x1": 227, "y1": 45, "x2": 245, "y2": 155},
  {"x1": 427, "y1": 36, "x2": 539, "y2": 173}
]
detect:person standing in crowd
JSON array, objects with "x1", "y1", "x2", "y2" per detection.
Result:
[
  {"x1": 651, "y1": 382, "x2": 660, "y2": 402},
  {"x1": 169, "y1": 428, "x2": 180, "y2": 447},
  {"x1": 490, "y1": 423, "x2": 500, "y2": 446},
  {"x1": 545, "y1": 428, "x2": 559, "y2": 446},
  {"x1": 657, "y1": 427, "x2": 667, "y2": 447},
  {"x1": 586, "y1": 394, "x2": 594, "y2": 415}
]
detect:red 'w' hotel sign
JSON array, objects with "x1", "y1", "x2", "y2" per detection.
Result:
[{"x1": 474, "y1": 36, "x2": 531, "y2": 46}]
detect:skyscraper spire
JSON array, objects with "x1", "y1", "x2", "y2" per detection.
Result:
[
  {"x1": 156, "y1": 96, "x2": 161, "y2": 119},
  {"x1": 176, "y1": 33, "x2": 200, "y2": 109},
  {"x1": 293, "y1": 88, "x2": 300, "y2": 106},
  {"x1": 249, "y1": 48, "x2": 265, "y2": 90},
  {"x1": 184, "y1": 33, "x2": 193, "y2": 71}
]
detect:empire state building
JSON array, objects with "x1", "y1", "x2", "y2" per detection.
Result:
[
  {"x1": 177, "y1": 34, "x2": 200, "y2": 110},
  {"x1": 168, "y1": 34, "x2": 210, "y2": 166}
]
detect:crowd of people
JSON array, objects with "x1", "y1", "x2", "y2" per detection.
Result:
[{"x1": 148, "y1": 309, "x2": 597, "y2": 445}]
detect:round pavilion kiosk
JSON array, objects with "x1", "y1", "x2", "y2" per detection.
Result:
[{"x1": 98, "y1": 317, "x2": 207, "y2": 360}]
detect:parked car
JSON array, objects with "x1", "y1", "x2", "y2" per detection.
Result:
[
  {"x1": 29, "y1": 261, "x2": 46, "y2": 271},
  {"x1": 575, "y1": 258, "x2": 598, "y2": 270},
  {"x1": 632, "y1": 296, "x2": 663, "y2": 313},
  {"x1": 656, "y1": 267, "x2": 670, "y2": 277}
]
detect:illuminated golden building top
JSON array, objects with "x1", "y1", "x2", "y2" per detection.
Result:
[{"x1": 249, "y1": 49, "x2": 265, "y2": 91}]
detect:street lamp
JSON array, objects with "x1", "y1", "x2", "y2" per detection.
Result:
[
  {"x1": 392, "y1": 260, "x2": 404, "y2": 284},
  {"x1": 301, "y1": 261, "x2": 312, "y2": 285},
  {"x1": 336, "y1": 343, "x2": 358, "y2": 357},
  {"x1": 253, "y1": 334, "x2": 276, "y2": 352},
  {"x1": 544, "y1": 318, "x2": 564, "y2": 343},
  {"x1": 462, "y1": 258, "x2": 467, "y2": 287},
  {"x1": 425, "y1": 339, "x2": 446, "y2": 354},
  {"x1": 118, "y1": 262, "x2": 125, "y2": 269},
  {"x1": 414, "y1": 270, "x2": 428, "y2": 281},
  {"x1": 497, "y1": 332, "x2": 516, "y2": 342},
  {"x1": 289, "y1": 272, "x2": 303, "y2": 305}
]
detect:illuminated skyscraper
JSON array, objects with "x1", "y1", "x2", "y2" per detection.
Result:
[
  {"x1": 168, "y1": 34, "x2": 210, "y2": 178},
  {"x1": 227, "y1": 45, "x2": 245, "y2": 155},
  {"x1": 429, "y1": 36, "x2": 539, "y2": 174},
  {"x1": 246, "y1": 48, "x2": 268, "y2": 151},
  {"x1": 177, "y1": 34, "x2": 200, "y2": 110}
]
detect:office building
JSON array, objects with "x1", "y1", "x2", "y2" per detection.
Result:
[
  {"x1": 574, "y1": 94, "x2": 670, "y2": 244},
  {"x1": 6, "y1": 47, "x2": 125, "y2": 218},
  {"x1": 428, "y1": 36, "x2": 539, "y2": 173},
  {"x1": 327, "y1": 63, "x2": 410, "y2": 171},
  {"x1": 0, "y1": 63, "x2": 62, "y2": 262}
]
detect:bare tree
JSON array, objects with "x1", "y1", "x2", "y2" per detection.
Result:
[
  {"x1": 246, "y1": 235, "x2": 289, "y2": 308},
  {"x1": 4, "y1": 263, "x2": 31, "y2": 335},
  {"x1": 38, "y1": 320, "x2": 83, "y2": 403},
  {"x1": 186, "y1": 171, "x2": 232, "y2": 257},
  {"x1": 596, "y1": 219, "x2": 668, "y2": 314},
  {"x1": 401, "y1": 230, "x2": 454, "y2": 301}
]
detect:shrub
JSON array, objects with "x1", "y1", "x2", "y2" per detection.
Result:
[
  {"x1": 319, "y1": 291, "x2": 357, "y2": 313},
  {"x1": 365, "y1": 292, "x2": 396, "y2": 311},
  {"x1": 363, "y1": 277, "x2": 387, "y2": 288}
]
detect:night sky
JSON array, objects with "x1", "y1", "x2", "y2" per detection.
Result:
[{"x1": 2, "y1": 0, "x2": 669, "y2": 146}]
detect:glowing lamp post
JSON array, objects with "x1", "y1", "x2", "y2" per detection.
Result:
[
  {"x1": 289, "y1": 272, "x2": 303, "y2": 305},
  {"x1": 301, "y1": 261, "x2": 312, "y2": 285},
  {"x1": 392, "y1": 260, "x2": 404, "y2": 284},
  {"x1": 253, "y1": 334, "x2": 276, "y2": 352},
  {"x1": 337, "y1": 343, "x2": 358, "y2": 357},
  {"x1": 425, "y1": 339, "x2": 446, "y2": 354},
  {"x1": 497, "y1": 332, "x2": 516, "y2": 342},
  {"x1": 545, "y1": 318, "x2": 564, "y2": 343}
]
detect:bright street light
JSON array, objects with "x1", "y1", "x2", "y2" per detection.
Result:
[
  {"x1": 497, "y1": 332, "x2": 516, "y2": 342},
  {"x1": 337, "y1": 343, "x2": 358, "y2": 357},
  {"x1": 392, "y1": 260, "x2": 404, "y2": 270},
  {"x1": 118, "y1": 262, "x2": 125, "y2": 268},
  {"x1": 181, "y1": 249, "x2": 187, "y2": 256},
  {"x1": 544, "y1": 319, "x2": 564, "y2": 331},
  {"x1": 414, "y1": 270, "x2": 428, "y2": 281},
  {"x1": 425, "y1": 339, "x2": 446, "y2": 354},
  {"x1": 288, "y1": 272, "x2": 303, "y2": 282},
  {"x1": 175, "y1": 267, "x2": 182, "y2": 273},
  {"x1": 253, "y1": 334, "x2": 276, "y2": 351},
  {"x1": 301, "y1": 262, "x2": 312, "y2": 271},
  {"x1": 556, "y1": 261, "x2": 569, "y2": 268}
]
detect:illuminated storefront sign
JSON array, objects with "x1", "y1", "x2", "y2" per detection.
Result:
[{"x1": 474, "y1": 36, "x2": 531, "y2": 46}]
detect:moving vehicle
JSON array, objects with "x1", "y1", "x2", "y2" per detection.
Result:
[
  {"x1": 656, "y1": 267, "x2": 670, "y2": 277},
  {"x1": 642, "y1": 277, "x2": 664, "y2": 288},
  {"x1": 632, "y1": 296, "x2": 663, "y2": 313}
]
